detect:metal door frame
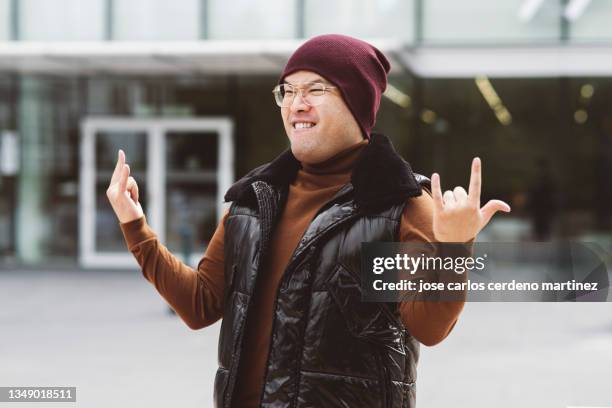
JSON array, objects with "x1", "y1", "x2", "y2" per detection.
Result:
[{"x1": 79, "y1": 117, "x2": 234, "y2": 269}]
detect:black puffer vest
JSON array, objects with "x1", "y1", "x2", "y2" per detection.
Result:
[{"x1": 216, "y1": 134, "x2": 431, "y2": 408}]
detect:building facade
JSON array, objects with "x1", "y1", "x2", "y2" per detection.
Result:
[{"x1": 0, "y1": 0, "x2": 611, "y2": 269}]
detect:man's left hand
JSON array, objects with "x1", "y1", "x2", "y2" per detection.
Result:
[{"x1": 431, "y1": 157, "x2": 511, "y2": 243}]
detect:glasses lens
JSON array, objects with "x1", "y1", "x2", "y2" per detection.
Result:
[
  {"x1": 305, "y1": 83, "x2": 326, "y2": 106},
  {"x1": 281, "y1": 84, "x2": 295, "y2": 106},
  {"x1": 272, "y1": 83, "x2": 328, "y2": 107},
  {"x1": 273, "y1": 85, "x2": 284, "y2": 107},
  {"x1": 272, "y1": 84, "x2": 295, "y2": 107}
]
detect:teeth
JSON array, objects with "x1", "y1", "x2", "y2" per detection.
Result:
[{"x1": 294, "y1": 122, "x2": 315, "y2": 129}]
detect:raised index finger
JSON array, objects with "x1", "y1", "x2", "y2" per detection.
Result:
[
  {"x1": 468, "y1": 157, "x2": 481, "y2": 205},
  {"x1": 110, "y1": 149, "x2": 125, "y2": 185}
]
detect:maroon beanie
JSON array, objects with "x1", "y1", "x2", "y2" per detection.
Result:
[{"x1": 279, "y1": 34, "x2": 391, "y2": 139}]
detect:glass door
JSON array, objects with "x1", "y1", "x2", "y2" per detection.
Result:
[
  {"x1": 79, "y1": 117, "x2": 233, "y2": 269},
  {"x1": 160, "y1": 119, "x2": 234, "y2": 267}
]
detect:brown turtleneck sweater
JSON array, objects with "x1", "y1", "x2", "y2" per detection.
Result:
[{"x1": 119, "y1": 139, "x2": 469, "y2": 407}]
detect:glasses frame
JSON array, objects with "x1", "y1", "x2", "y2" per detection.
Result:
[{"x1": 272, "y1": 82, "x2": 337, "y2": 108}]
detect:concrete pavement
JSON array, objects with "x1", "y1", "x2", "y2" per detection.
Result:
[{"x1": 1, "y1": 270, "x2": 611, "y2": 407}]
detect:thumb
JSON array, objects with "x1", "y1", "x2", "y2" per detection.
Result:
[{"x1": 480, "y1": 199, "x2": 511, "y2": 227}]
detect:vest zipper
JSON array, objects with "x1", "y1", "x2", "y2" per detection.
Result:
[
  {"x1": 258, "y1": 212, "x2": 362, "y2": 407},
  {"x1": 289, "y1": 245, "x2": 317, "y2": 408},
  {"x1": 257, "y1": 244, "x2": 320, "y2": 407}
]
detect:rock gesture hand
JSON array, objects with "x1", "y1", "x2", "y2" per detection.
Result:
[{"x1": 431, "y1": 157, "x2": 511, "y2": 242}]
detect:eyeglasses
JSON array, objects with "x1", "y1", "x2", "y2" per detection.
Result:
[{"x1": 272, "y1": 82, "x2": 337, "y2": 108}]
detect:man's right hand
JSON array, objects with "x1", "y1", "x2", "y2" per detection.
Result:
[{"x1": 106, "y1": 149, "x2": 144, "y2": 224}]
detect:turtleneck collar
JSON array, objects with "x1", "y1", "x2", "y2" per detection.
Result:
[
  {"x1": 224, "y1": 133, "x2": 425, "y2": 213},
  {"x1": 300, "y1": 139, "x2": 369, "y2": 175},
  {"x1": 290, "y1": 139, "x2": 370, "y2": 191}
]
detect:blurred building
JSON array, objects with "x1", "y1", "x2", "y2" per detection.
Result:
[{"x1": 0, "y1": 0, "x2": 611, "y2": 269}]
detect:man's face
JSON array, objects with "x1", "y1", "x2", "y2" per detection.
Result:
[{"x1": 281, "y1": 70, "x2": 363, "y2": 164}]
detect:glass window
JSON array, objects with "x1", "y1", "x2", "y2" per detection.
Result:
[
  {"x1": 164, "y1": 131, "x2": 218, "y2": 261},
  {"x1": 208, "y1": 0, "x2": 296, "y2": 39},
  {"x1": 15, "y1": 77, "x2": 82, "y2": 262},
  {"x1": 570, "y1": 0, "x2": 612, "y2": 42},
  {"x1": 0, "y1": 0, "x2": 11, "y2": 41},
  {"x1": 113, "y1": 0, "x2": 200, "y2": 41},
  {"x1": 422, "y1": 0, "x2": 562, "y2": 44},
  {"x1": 19, "y1": 0, "x2": 105, "y2": 41},
  {"x1": 305, "y1": 0, "x2": 414, "y2": 42},
  {"x1": 412, "y1": 76, "x2": 612, "y2": 241}
]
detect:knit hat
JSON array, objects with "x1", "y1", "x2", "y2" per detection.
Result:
[{"x1": 279, "y1": 34, "x2": 391, "y2": 139}]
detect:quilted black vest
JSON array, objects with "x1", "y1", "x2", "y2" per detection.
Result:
[{"x1": 216, "y1": 134, "x2": 431, "y2": 408}]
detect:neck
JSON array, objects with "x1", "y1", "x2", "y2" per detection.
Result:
[{"x1": 301, "y1": 139, "x2": 369, "y2": 175}]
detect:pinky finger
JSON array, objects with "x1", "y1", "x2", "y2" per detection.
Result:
[
  {"x1": 431, "y1": 173, "x2": 445, "y2": 212},
  {"x1": 127, "y1": 177, "x2": 140, "y2": 204}
]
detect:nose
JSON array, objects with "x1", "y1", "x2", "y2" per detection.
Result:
[{"x1": 289, "y1": 90, "x2": 311, "y2": 113}]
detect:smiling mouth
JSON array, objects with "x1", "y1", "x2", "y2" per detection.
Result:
[{"x1": 292, "y1": 122, "x2": 317, "y2": 131}]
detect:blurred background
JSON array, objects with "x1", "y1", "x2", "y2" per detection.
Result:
[{"x1": 0, "y1": 0, "x2": 611, "y2": 407}]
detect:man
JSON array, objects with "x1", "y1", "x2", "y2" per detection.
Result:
[{"x1": 107, "y1": 34, "x2": 510, "y2": 407}]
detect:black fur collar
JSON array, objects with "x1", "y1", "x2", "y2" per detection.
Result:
[{"x1": 224, "y1": 133, "x2": 423, "y2": 211}]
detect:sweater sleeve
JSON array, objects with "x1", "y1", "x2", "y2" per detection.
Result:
[
  {"x1": 397, "y1": 188, "x2": 474, "y2": 346},
  {"x1": 119, "y1": 209, "x2": 229, "y2": 330}
]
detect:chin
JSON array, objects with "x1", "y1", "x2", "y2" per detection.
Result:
[
  {"x1": 290, "y1": 144, "x2": 313, "y2": 163},
  {"x1": 289, "y1": 139, "x2": 321, "y2": 164}
]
